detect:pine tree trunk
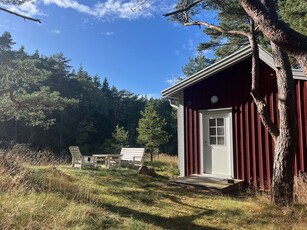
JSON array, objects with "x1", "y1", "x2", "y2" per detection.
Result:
[
  {"x1": 270, "y1": 43, "x2": 297, "y2": 205},
  {"x1": 239, "y1": 0, "x2": 307, "y2": 75},
  {"x1": 272, "y1": 135, "x2": 296, "y2": 205},
  {"x1": 246, "y1": 0, "x2": 299, "y2": 206},
  {"x1": 150, "y1": 149, "x2": 153, "y2": 162}
]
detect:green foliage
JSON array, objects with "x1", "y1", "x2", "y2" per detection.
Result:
[
  {"x1": 111, "y1": 125, "x2": 129, "y2": 153},
  {"x1": 176, "y1": 0, "x2": 305, "y2": 75},
  {"x1": 153, "y1": 99, "x2": 177, "y2": 155},
  {"x1": 279, "y1": 0, "x2": 307, "y2": 35},
  {"x1": 137, "y1": 100, "x2": 170, "y2": 160},
  {"x1": 0, "y1": 32, "x2": 175, "y2": 156},
  {"x1": 182, "y1": 51, "x2": 215, "y2": 76},
  {"x1": 173, "y1": 0, "x2": 253, "y2": 59},
  {"x1": 0, "y1": 32, "x2": 77, "y2": 128},
  {"x1": 202, "y1": 1, "x2": 269, "y2": 58},
  {"x1": 0, "y1": 31, "x2": 15, "y2": 52},
  {"x1": 174, "y1": 0, "x2": 305, "y2": 62}
]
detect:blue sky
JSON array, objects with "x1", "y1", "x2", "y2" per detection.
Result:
[{"x1": 0, "y1": 0, "x2": 213, "y2": 98}]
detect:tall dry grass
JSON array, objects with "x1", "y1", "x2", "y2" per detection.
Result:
[
  {"x1": 0, "y1": 147, "x2": 306, "y2": 229},
  {"x1": 0, "y1": 145, "x2": 111, "y2": 229},
  {"x1": 145, "y1": 153, "x2": 180, "y2": 178},
  {"x1": 0, "y1": 144, "x2": 68, "y2": 194},
  {"x1": 294, "y1": 171, "x2": 307, "y2": 204}
]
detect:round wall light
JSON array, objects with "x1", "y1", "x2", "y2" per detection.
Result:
[{"x1": 211, "y1": 95, "x2": 219, "y2": 104}]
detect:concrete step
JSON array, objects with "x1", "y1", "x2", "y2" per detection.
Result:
[{"x1": 169, "y1": 175, "x2": 243, "y2": 193}]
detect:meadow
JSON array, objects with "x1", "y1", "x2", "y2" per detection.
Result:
[{"x1": 0, "y1": 145, "x2": 306, "y2": 229}]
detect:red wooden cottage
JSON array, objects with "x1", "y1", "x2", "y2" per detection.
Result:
[{"x1": 162, "y1": 46, "x2": 306, "y2": 190}]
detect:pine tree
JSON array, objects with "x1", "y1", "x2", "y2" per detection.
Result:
[
  {"x1": 182, "y1": 51, "x2": 215, "y2": 76},
  {"x1": 137, "y1": 101, "x2": 170, "y2": 161},
  {"x1": 0, "y1": 32, "x2": 76, "y2": 128},
  {"x1": 111, "y1": 125, "x2": 129, "y2": 153}
]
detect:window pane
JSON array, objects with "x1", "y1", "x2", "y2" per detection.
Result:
[
  {"x1": 210, "y1": 137, "x2": 216, "y2": 145},
  {"x1": 217, "y1": 118, "x2": 224, "y2": 126},
  {"x1": 210, "y1": 128, "x2": 216, "y2": 135},
  {"x1": 218, "y1": 137, "x2": 224, "y2": 145},
  {"x1": 217, "y1": 128, "x2": 224, "y2": 135},
  {"x1": 209, "y1": 118, "x2": 216, "y2": 127}
]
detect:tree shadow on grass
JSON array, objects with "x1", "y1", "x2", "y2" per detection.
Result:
[{"x1": 100, "y1": 202, "x2": 220, "y2": 230}]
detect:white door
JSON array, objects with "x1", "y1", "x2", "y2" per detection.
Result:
[{"x1": 203, "y1": 112, "x2": 231, "y2": 177}]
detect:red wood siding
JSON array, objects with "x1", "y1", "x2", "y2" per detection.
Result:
[
  {"x1": 184, "y1": 106, "x2": 200, "y2": 175},
  {"x1": 183, "y1": 58, "x2": 307, "y2": 189},
  {"x1": 295, "y1": 80, "x2": 307, "y2": 174}
]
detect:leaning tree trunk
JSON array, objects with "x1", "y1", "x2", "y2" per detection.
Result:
[
  {"x1": 249, "y1": 18, "x2": 297, "y2": 205},
  {"x1": 270, "y1": 43, "x2": 297, "y2": 205},
  {"x1": 239, "y1": 0, "x2": 307, "y2": 75},
  {"x1": 246, "y1": 0, "x2": 298, "y2": 206}
]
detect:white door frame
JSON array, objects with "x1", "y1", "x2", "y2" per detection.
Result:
[{"x1": 199, "y1": 108, "x2": 234, "y2": 178}]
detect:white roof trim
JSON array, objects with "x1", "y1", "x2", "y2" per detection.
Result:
[{"x1": 162, "y1": 46, "x2": 305, "y2": 98}]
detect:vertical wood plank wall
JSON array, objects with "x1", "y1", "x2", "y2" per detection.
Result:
[{"x1": 183, "y1": 58, "x2": 307, "y2": 189}]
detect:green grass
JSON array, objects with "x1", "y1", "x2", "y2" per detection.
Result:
[{"x1": 0, "y1": 150, "x2": 306, "y2": 229}]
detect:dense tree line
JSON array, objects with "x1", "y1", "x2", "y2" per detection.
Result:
[{"x1": 0, "y1": 32, "x2": 177, "y2": 156}]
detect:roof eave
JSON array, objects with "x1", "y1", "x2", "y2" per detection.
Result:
[
  {"x1": 162, "y1": 46, "x2": 252, "y2": 98},
  {"x1": 162, "y1": 46, "x2": 306, "y2": 99}
]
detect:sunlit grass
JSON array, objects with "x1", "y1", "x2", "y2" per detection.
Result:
[
  {"x1": 145, "y1": 153, "x2": 180, "y2": 178},
  {"x1": 0, "y1": 147, "x2": 306, "y2": 229}
]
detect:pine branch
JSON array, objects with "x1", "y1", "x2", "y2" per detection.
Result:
[
  {"x1": 0, "y1": 6, "x2": 41, "y2": 23},
  {"x1": 184, "y1": 20, "x2": 249, "y2": 37},
  {"x1": 239, "y1": 0, "x2": 307, "y2": 75},
  {"x1": 0, "y1": 88, "x2": 34, "y2": 108},
  {"x1": 0, "y1": 88, "x2": 21, "y2": 105},
  {"x1": 162, "y1": 0, "x2": 203, "y2": 17},
  {"x1": 163, "y1": 0, "x2": 249, "y2": 38}
]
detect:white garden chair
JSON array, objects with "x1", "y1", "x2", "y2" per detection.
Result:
[{"x1": 69, "y1": 146, "x2": 97, "y2": 169}]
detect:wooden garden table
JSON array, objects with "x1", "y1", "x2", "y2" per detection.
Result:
[{"x1": 93, "y1": 154, "x2": 121, "y2": 169}]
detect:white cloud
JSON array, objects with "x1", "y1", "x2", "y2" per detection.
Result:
[
  {"x1": 146, "y1": 93, "x2": 161, "y2": 99},
  {"x1": 49, "y1": 29, "x2": 61, "y2": 34},
  {"x1": 93, "y1": 0, "x2": 154, "y2": 19},
  {"x1": 43, "y1": 0, "x2": 93, "y2": 15},
  {"x1": 1, "y1": 0, "x2": 175, "y2": 21},
  {"x1": 187, "y1": 39, "x2": 195, "y2": 51},
  {"x1": 0, "y1": 0, "x2": 42, "y2": 17},
  {"x1": 0, "y1": 23, "x2": 13, "y2": 30},
  {"x1": 42, "y1": 0, "x2": 170, "y2": 20},
  {"x1": 182, "y1": 39, "x2": 196, "y2": 52},
  {"x1": 139, "y1": 93, "x2": 161, "y2": 99},
  {"x1": 174, "y1": 49, "x2": 180, "y2": 56},
  {"x1": 166, "y1": 75, "x2": 182, "y2": 86},
  {"x1": 101, "y1": 31, "x2": 114, "y2": 36}
]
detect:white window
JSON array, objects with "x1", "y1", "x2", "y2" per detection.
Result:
[{"x1": 209, "y1": 118, "x2": 225, "y2": 145}]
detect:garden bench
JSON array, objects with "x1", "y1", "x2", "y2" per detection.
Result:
[{"x1": 119, "y1": 148, "x2": 145, "y2": 167}]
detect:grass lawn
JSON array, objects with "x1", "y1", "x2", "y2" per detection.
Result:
[{"x1": 0, "y1": 153, "x2": 306, "y2": 229}]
